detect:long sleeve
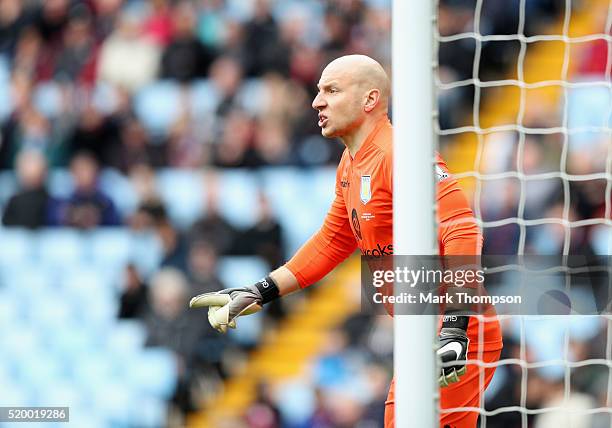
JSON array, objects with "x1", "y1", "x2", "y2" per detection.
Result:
[
  {"x1": 284, "y1": 176, "x2": 357, "y2": 288},
  {"x1": 436, "y1": 161, "x2": 482, "y2": 256}
]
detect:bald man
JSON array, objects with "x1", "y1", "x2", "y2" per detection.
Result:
[{"x1": 190, "y1": 55, "x2": 503, "y2": 427}]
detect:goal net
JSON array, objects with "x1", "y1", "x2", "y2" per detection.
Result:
[{"x1": 435, "y1": 0, "x2": 611, "y2": 426}]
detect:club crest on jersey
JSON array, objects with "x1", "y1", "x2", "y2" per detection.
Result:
[
  {"x1": 435, "y1": 165, "x2": 449, "y2": 182},
  {"x1": 360, "y1": 175, "x2": 372, "y2": 204}
]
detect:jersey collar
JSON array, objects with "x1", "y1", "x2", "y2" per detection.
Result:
[{"x1": 350, "y1": 115, "x2": 391, "y2": 163}]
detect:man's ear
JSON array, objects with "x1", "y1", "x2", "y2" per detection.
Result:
[{"x1": 364, "y1": 89, "x2": 380, "y2": 112}]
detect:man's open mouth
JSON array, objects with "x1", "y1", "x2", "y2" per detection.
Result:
[{"x1": 318, "y1": 114, "x2": 328, "y2": 127}]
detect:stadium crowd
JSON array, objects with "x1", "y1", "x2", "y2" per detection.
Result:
[{"x1": 0, "y1": 0, "x2": 609, "y2": 427}]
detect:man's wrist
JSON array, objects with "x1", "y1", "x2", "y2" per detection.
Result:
[
  {"x1": 441, "y1": 310, "x2": 473, "y2": 331},
  {"x1": 252, "y1": 276, "x2": 280, "y2": 305}
]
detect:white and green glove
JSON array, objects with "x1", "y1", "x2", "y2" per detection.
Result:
[
  {"x1": 437, "y1": 311, "x2": 470, "y2": 387},
  {"x1": 189, "y1": 276, "x2": 279, "y2": 333}
]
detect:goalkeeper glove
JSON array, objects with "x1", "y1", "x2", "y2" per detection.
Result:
[
  {"x1": 437, "y1": 312, "x2": 470, "y2": 387},
  {"x1": 189, "y1": 276, "x2": 279, "y2": 333}
]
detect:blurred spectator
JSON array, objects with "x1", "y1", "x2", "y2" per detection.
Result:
[
  {"x1": 160, "y1": 1, "x2": 216, "y2": 82},
  {"x1": 68, "y1": 104, "x2": 121, "y2": 165},
  {"x1": 529, "y1": 201, "x2": 596, "y2": 256},
  {"x1": 210, "y1": 55, "x2": 244, "y2": 120},
  {"x1": 91, "y1": 0, "x2": 123, "y2": 40},
  {"x1": 110, "y1": 116, "x2": 165, "y2": 173},
  {"x1": 54, "y1": 11, "x2": 96, "y2": 84},
  {"x1": 0, "y1": 0, "x2": 27, "y2": 55},
  {"x1": 533, "y1": 379, "x2": 597, "y2": 428},
  {"x1": 2, "y1": 149, "x2": 53, "y2": 228},
  {"x1": 244, "y1": 382, "x2": 282, "y2": 428},
  {"x1": 212, "y1": 109, "x2": 261, "y2": 168},
  {"x1": 129, "y1": 198, "x2": 164, "y2": 231},
  {"x1": 118, "y1": 263, "x2": 149, "y2": 319},
  {"x1": 0, "y1": 69, "x2": 72, "y2": 168},
  {"x1": 147, "y1": 203, "x2": 190, "y2": 272},
  {"x1": 128, "y1": 162, "x2": 159, "y2": 204},
  {"x1": 11, "y1": 27, "x2": 44, "y2": 80},
  {"x1": 309, "y1": 388, "x2": 335, "y2": 428},
  {"x1": 32, "y1": 0, "x2": 69, "y2": 49},
  {"x1": 253, "y1": 118, "x2": 292, "y2": 166},
  {"x1": 242, "y1": 0, "x2": 289, "y2": 77},
  {"x1": 186, "y1": 240, "x2": 225, "y2": 297},
  {"x1": 97, "y1": 8, "x2": 161, "y2": 92},
  {"x1": 142, "y1": 0, "x2": 174, "y2": 47},
  {"x1": 144, "y1": 267, "x2": 204, "y2": 411},
  {"x1": 234, "y1": 191, "x2": 284, "y2": 268},
  {"x1": 53, "y1": 151, "x2": 120, "y2": 228},
  {"x1": 195, "y1": 0, "x2": 228, "y2": 49},
  {"x1": 189, "y1": 174, "x2": 238, "y2": 254},
  {"x1": 166, "y1": 112, "x2": 207, "y2": 168}
]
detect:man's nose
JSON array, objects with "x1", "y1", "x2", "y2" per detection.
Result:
[{"x1": 312, "y1": 93, "x2": 325, "y2": 110}]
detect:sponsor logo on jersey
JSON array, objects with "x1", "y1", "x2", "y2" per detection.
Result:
[
  {"x1": 436, "y1": 165, "x2": 449, "y2": 182},
  {"x1": 361, "y1": 212, "x2": 375, "y2": 221},
  {"x1": 362, "y1": 243, "x2": 394, "y2": 257},
  {"x1": 340, "y1": 179, "x2": 350, "y2": 188},
  {"x1": 360, "y1": 175, "x2": 372, "y2": 204},
  {"x1": 351, "y1": 209, "x2": 362, "y2": 240}
]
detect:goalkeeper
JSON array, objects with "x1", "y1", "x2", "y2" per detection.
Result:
[{"x1": 191, "y1": 55, "x2": 503, "y2": 428}]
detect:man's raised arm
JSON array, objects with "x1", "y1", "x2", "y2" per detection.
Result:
[{"x1": 190, "y1": 172, "x2": 357, "y2": 333}]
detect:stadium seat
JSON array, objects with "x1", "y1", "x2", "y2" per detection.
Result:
[
  {"x1": 216, "y1": 169, "x2": 259, "y2": 228},
  {"x1": 568, "y1": 85, "x2": 611, "y2": 149},
  {"x1": 48, "y1": 169, "x2": 74, "y2": 198},
  {"x1": 99, "y1": 169, "x2": 140, "y2": 217},
  {"x1": 0, "y1": 55, "x2": 11, "y2": 121},
  {"x1": 189, "y1": 79, "x2": 220, "y2": 117},
  {"x1": 134, "y1": 81, "x2": 182, "y2": 136},
  {"x1": 259, "y1": 168, "x2": 310, "y2": 254},
  {"x1": 29, "y1": 292, "x2": 75, "y2": 335},
  {"x1": 92, "y1": 81, "x2": 120, "y2": 115},
  {"x1": 90, "y1": 379, "x2": 134, "y2": 427},
  {"x1": 48, "y1": 325, "x2": 100, "y2": 365},
  {"x1": 0, "y1": 380, "x2": 34, "y2": 408},
  {"x1": 129, "y1": 231, "x2": 164, "y2": 277},
  {"x1": 4, "y1": 263, "x2": 51, "y2": 301},
  {"x1": 228, "y1": 310, "x2": 263, "y2": 347},
  {"x1": 36, "y1": 375, "x2": 105, "y2": 425},
  {"x1": 129, "y1": 396, "x2": 168, "y2": 428},
  {"x1": 88, "y1": 228, "x2": 133, "y2": 276},
  {"x1": 217, "y1": 256, "x2": 269, "y2": 289},
  {"x1": 73, "y1": 352, "x2": 120, "y2": 393},
  {"x1": 36, "y1": 228, "x2": 86, "y2": 271},
  {"x1": 105, "y1": 320, "x2": 148, "y2": 357},
  {"x1": 123, "y1": 348, "x2": 177, "y2": 398},
  {"x1": 591, "y1": 224, "x2": 611, "y2": 255},
  {"x1": 0, "y1": 291, "x2": 20, "y2": 326},
  {"x1": 274, "y1": 381, "x2": 317, "y2": 427},
  {"x1": 237, "y1": 78, "x2": 268, "y2": 115},
  {"x1": 17, "y1": 352, "x2": 65, "y2": 395},
  {"x1": 0, "y1": 171, "x2": 17, "y2": 207},
  {"x1": 156, "y1": 169, "x2": 205, "y2": 229},
  {"x1": 259, "y1": 167, "x2": 335, "y2": 255},
  {"x1": 32, "y1": 81, "x2": 63, "y2": 118},
  {"x1": 60, "y1": 267, "x2": 117, "y2": 331},
  {"x1": 0, "y1": 228, "x2": 35, "y2": 269}
]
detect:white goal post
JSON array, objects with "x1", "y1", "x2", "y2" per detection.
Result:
[{"x1": 392, "y1": 0, "x2": 438, "y2": 427}]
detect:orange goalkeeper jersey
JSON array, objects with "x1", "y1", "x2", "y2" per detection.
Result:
[{"x1": 285, "y1": 116, "x2": 502, "y2": 351}]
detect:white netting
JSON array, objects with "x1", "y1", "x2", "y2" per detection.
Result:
[{"x1": 436, "y1": 0, "x2": 611, "y2": 426}]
